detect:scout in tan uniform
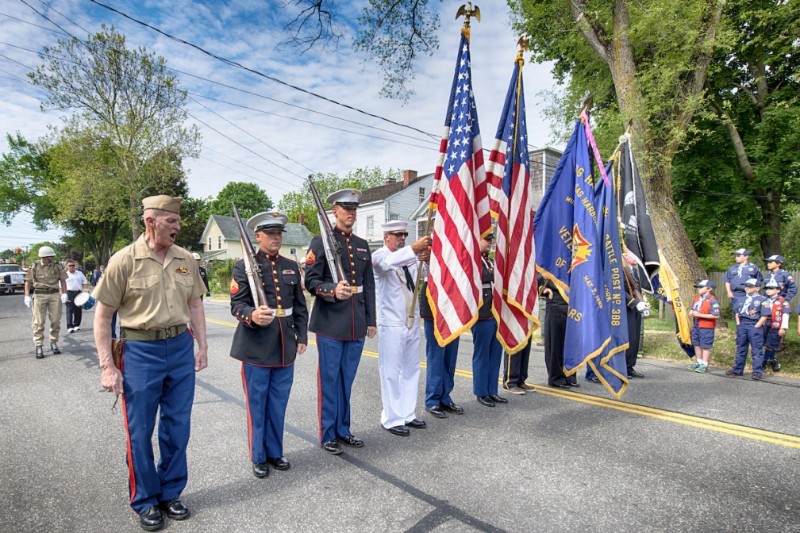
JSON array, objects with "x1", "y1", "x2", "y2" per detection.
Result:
[
  {"x1": 93, "y1": 195, "x2": 208, "y2": 532},
  {"x1": 23, "y1": 245, "x2": 67, "y2": 359}
]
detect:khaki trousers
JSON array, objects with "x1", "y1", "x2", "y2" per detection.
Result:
[{"x1": 32, "y1": 292, "x2": 62, "y2": 346}]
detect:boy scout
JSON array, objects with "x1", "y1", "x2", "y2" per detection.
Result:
[
  {"x1": 229, "y1": 212, "x2": 308, "y2": 478},
  {"x1": 23, "y1": 246, "x2": 67, "y2": 358},
  {"x1": 723, "y1": 248, "x2": 762, "y2": 314},
  {"x1": 762, "y1": 279, "x2": 789, "y2": 372},
  {"x1": 93, "y1": 195, "x2": 208, "y2": 531},
  {"x1": 304, "y1": 189, "x2": 376, "y2": 455},
  {"x1": 726, "y1": 278, "x2": 768, "y2": 380},
  {"x1": 688, "y1": 279, "x2": 720, "y2": 373}
]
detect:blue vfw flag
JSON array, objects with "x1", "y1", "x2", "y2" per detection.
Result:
[
  {"x1": 590, "y1": 160, "x2": 629, "y2": 397},
  {"x1": 534, "y1": 116, "x2": 611, "y2": 376}
]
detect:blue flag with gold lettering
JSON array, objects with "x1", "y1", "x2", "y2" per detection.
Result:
[
  {"x1": 589, "y1": 164, "x2": 629, "y2": 397},
  {"x1": 534, "y1": 118, "x2": 611, "y2": 376}
]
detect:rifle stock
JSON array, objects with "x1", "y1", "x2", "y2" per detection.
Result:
[
  {"x1": 307, "y1": 176, "x2": 347, "y2": 285},
  {"x1": 408, "y1": 204, "x2": 435, "y2": 328},
  {"x1": 232, "y1": 203, "x2": 268, "y2": 307}
]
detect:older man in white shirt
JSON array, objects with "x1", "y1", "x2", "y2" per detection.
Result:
[{"x1": 372, "y1": 221, "x2": 431, "y2": 436}]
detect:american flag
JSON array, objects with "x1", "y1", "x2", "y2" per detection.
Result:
[
  {"x1": 486, "y1": 59, "x2": 539, "y2": 354},
  {"x1": 427, "y1": 31, "x2": 490, "y2": 347}
]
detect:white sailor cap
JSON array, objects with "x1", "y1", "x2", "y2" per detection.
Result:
[
  {"x1": 381, "y1": 220, "x2": 408, "y2": 233},
  {"x1": 246, "y1": 211, "x2": 288, "y2": 233},
  {"x1": 326, "y1": 189, "x2": 362, "y2": 207}
]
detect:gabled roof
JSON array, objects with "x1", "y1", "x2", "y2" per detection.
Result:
[
  {"x1": 284, "y1": 222, "x2": 313, "y2": 247},
  {"x1": 360, "y1": 173, "x2": 434, "y2": 205},
  {"x1": 209, "y1": 214, "x2": 241, "y2": 240}
]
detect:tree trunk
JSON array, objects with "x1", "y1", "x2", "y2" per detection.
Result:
[
  {"x1": 644, "y1": 158, "x2": 707, "y2": 308},
  {"x1": 756, "y1": 190, "x2": 782, "y2": 257}
]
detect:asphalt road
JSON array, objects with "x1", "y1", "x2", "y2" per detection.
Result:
[{"x1": 1, "y1": 294, "x2": 798, "y2": 532}]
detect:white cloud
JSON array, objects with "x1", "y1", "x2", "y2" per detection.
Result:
[{"x1": 0, "y1": 0, "x2": 562, "y2": 248}]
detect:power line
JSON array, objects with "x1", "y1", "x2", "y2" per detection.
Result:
[{"x1": 87, "y1": 0, "x2": 440, "y2": 139}]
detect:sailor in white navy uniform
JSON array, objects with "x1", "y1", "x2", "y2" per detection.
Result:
[{"x1": 372, "y1": 220, "x2": 431, "y2": 436}]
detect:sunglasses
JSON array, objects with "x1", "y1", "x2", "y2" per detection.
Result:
[{"x1": 389, "y1": 232, "x2": 408, "y2": 237}]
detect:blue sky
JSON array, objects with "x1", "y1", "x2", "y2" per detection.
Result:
[{"x1": 0, "y1": 0, "x2": 560, "y2": 249}]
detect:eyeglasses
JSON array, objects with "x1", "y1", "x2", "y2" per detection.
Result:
[{"x1": 389, "y1": 232, "x2": 408, "y2": 237}]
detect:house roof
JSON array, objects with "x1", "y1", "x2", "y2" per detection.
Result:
[
  {"x1": 359, "y1": 173, "x2": 433, "y2": 205},
  {"x1": 205, "y1": 215, "x2": 312, "y2": 247}
]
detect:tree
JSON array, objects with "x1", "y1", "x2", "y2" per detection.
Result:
[
  {"x1": 509, "y1": 0, "x2": 725, "y2": 304},
  {"x1": 279, "y1": 167, "x2": 399, "y2": 235},
  {"x1": 207, "y1": 182, "x2": 274, "y2": 220},
  {"x1": 176, "y1": 196, "x2": 211, "y2": 251},
  {"x1": 0, "y1": 133, "x2": 58, "y2": 228},
  {"x1": 29, "y1": 26, "x2": 200, "y2": 241},
  {"x1": 283, "y1": 1, "x2": 440, "y2": 101},
  {"x1": 701, "y1": 0, "x2": 800, "y2": 258}
]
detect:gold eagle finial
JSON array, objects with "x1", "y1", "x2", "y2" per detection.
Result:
[{"x1": 456, "y1": 3, "x2": 481, "y2": 30}]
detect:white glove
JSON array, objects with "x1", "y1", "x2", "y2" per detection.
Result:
[
  {"x1": 61, "y1": 293, "x2": 68, "y2": 304},
  {"x1": 635, "y1": 301, "x2": 648, "y2": 312},
  {"x1": 24, "y1": 295, "x2": 31, "y2": 308}
]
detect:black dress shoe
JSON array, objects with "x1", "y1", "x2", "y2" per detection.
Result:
[
  {"x1": 566, "y1": 382, "x2": 581, "y2": 388},
  {"x1": 442, "y1": 402, "x2": 464, "y2": 414},
  {"x1": 337, "y1": 435, "x2": 365, "y2": 448},
  {"x1": 549, "y1": 383, "x2": 570, "y2": 390},
  {"x1": 586, "y1": 376, "x2": 601, "y2": 384},
  {"x1": 386, "y1": 425, "x2": 410, "y2": 436},
  {"x1": 628, "y1": 369, "x2": 645, "y2": 378},
  {"x1": 322, "y1": 440, "x2": 343, "y2": 455},
  {"x1": 425, "y1": 405, "x2": 447, "y2": 418},
  {"x1": 35, "y1": 346, "x2": 44, "y2": 359},
  {"x1": 51, "y1": 342, "x2": 61, "y2": 355},
  {"x1": 267, "y1": 457, "x2": 291, "y2": 471},
  {"x1": 252, "y1": 462, "x2": 270, "y2": 478},
  {"x1": 139, "y1": 505, "x2": 165, "y2": 531},
  {"x1": 159, "y1": 499, "x2": 190, "y2": 520},
  {"x1": 406, "y1": 418, "x2": 426, "y2": 429},
  {"x1": 476, "y1": 395, "x2": 495, "y2": 407},
  {"x1": 489, "y1": 394, "x2": 509, "y2": 403}
]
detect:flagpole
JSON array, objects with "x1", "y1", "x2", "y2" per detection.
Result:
[{"x1": 407, "y1": 3, "x2": 482, "y2": 329}]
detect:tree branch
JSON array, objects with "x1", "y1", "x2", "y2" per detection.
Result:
[
  {"x1": 569, "y1": 0, "x2": 611, "y2": 64},
  {"x1": 707, "y1": 96, "x2": 754, "y2": 181}
]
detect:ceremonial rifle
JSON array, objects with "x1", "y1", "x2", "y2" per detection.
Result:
[
  {"x1": 232, "y1": 203, "x2": 268, "y2": 308},
  {"x1": 307, "y1": 176, "x2": 347, "y2": 286}
]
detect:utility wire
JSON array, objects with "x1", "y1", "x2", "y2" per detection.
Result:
[{"x1": 87, "y1": 0, "x2": 440, "y2": 139}]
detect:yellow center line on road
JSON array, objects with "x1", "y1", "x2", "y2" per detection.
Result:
[{"x1": 205, "y1": 317, "x2": 800, "y2": 449}]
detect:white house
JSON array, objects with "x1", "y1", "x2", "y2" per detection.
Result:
[
  {"x1": 199, "y1": 214, "x2": 313, "y2": 262},
  {"x1": 328, "y1": 170, "x2": 434, "y2": 249}
]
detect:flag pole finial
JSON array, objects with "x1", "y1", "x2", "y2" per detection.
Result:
[
  {"x1": 516, "y1": 36, "x2": 529, "y2": 63},
  {"x1": 456, "y1": 3, "x2": 481, "y2": 38}
]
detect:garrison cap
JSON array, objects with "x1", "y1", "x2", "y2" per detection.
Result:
[
  {"x1": 247, "y1": 211, "x2": 288, "y2": 233},
  {"x1": 765, "y1": 254, "x2": 785, "y2": 263},
  {"x1": 327, "y1": 189, "x2": 362, "y2": 207},
  {"x1": 744, "y1": 278, "x2": 760, "y2": 288},
  {"x1": 142, "y1": 195, "x2": 182, "y2": 214},
  {"x1": 693, "y1": 279, "x2": 716, "y2": 289},
  {"x1": 765, "y1": 280, "x2": 780, "y2": 289},
  {"x1": 732, "y1": 248, "x2": 750, "y2": 256},
  {"x1": 381, "y1": 220, "x2": 408, "y2": 233}
]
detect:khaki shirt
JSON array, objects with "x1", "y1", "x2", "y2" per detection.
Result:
[
  {"x1": 25, "y1": 261, "x2": 67, "y2": 290},
  {"x1": 94, "y1": 235, "x2": 206, "y2": 330}
]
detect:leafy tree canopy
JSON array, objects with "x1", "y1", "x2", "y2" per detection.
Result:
[{"x1": 207, "y1": 182, "x2": 274, "y2": 220}]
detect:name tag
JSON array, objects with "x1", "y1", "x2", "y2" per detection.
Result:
[
  {"x1": 357, "y1": 248, "x2": 368, "y2": 253},
  {"x1": 281, "y1": 269, "x2": 296, "y2": 276}
]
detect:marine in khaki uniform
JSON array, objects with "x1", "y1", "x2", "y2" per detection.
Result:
[
  {"x1": 23, "y1": 246, "x2": 67, "y2": 359},
  {"x1": 93, "y1": 195, "x2": 208, "y2": 532}
]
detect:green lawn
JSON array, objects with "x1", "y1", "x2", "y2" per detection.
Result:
[{"x1": 642, "y1": 315, "x2": 799, "y2": 376}]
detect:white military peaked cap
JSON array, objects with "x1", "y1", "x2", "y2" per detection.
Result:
[
  {"x1": 381, "y1": 220, "x2": 408, "y2": 233},
  {"x1": 326, "y1": 189, "x2": 362, "y2": 207},
  {"x1": 247, "y1": 211, "x2": 288, "y2": 233}
]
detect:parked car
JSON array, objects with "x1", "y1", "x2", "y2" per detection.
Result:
[{"x1": 0, "y1": 264, "x2": 26, "y2": 295}]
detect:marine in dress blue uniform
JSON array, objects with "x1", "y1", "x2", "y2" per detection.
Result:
[
  {"x1": 229, "y1": 212, "x2": 308, "y2": 478},
  {"x1": 93, "y1": 195, "x2": 208, "y2": 531},
  {"x1": 723, "y1": 248, "x2": 762, "y2": 314},
  {"x1": 304, "y1": 189, "x2": 376, "y2": 455},
  {"x1": 420, "y1": 278, "x2": 464, "y2": 418},
  {"x1": 728, "y1": 278, "x2": 768, "y2": 380},
  {"x1": 471, "y1": 235, "x2": 508, "y2": 407}
]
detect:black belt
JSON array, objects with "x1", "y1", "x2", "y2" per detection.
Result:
[
  {"x1": 34, "y1": 288, "x2": 58, "y2": 294},
  {"x1": 121, "y1": 324, "x2": 188, "y2": 341}
]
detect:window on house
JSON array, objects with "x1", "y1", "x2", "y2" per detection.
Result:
[
  {"x1": 388, "y1": 212, "x2": 399, "y2": 221},
  {"x1": 366, "y1": 215, "x2": 374, "y2": 238},
  {"x1": 419, "y1": 187, "x2": 426, "y2": 203},
  {"x1": 218, "y1": 236, "x2": 222, "y2": 249},
  {"x1": 208, "y1": 237, "x2": 212, "y2": 251}
]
